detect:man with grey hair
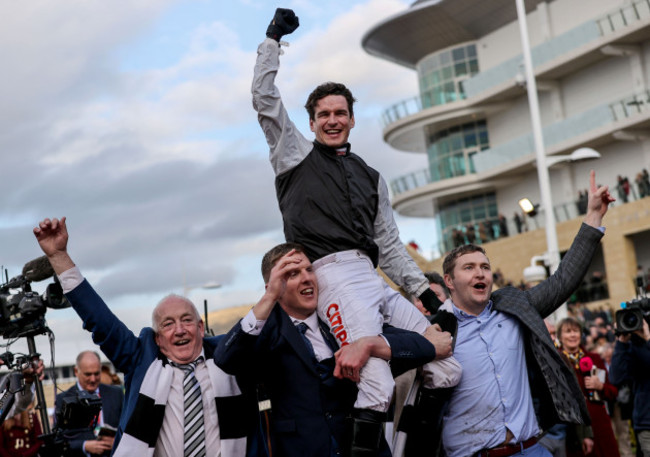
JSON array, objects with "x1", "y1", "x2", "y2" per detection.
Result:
[
  {"x1": 34, "y1": 217, "x2": 251, "y2": 457},
  {"x1": 55, "y1": 350, "x2": 123, "y2": 456}
]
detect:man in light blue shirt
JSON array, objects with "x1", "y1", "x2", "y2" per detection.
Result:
[{"x1": 438, "y1": 170, "x2": 613, "y2": 457}]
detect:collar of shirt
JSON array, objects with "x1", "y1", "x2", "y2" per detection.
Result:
[
  {"x1": 451, "y1": 299, "x2": 494, "y2": 323},
  {"x1": 167, "y1": 349, "x2": 206, "y2": 368},
  {"x1": 292, "y1": 313, "x2": 319, "y2": 333},
  {"x1": 77, "y1": 382, "x2": 99, "y2": 396}
]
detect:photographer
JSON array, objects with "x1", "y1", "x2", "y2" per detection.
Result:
[
  {"x1": 0, "y1": 358, "x2": 44, "y2": 419},
  {"x1": 609, "y1": 318, "x2": 650, "y2": 457}
]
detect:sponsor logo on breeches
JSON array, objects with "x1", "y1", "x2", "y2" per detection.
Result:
[{"x1": 326, "y1": 303, "x2": 349, "y2": 346}]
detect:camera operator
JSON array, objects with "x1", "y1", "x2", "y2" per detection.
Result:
[
  {"x1": 0, "y1": 357, "x2": 44, "y2": 419},
  {"x1": 54, "y1": 351, "x2": 123, "y2": 457},
  {"x1": 609, "y1": 317, "x2": 650, "y2": 456}
]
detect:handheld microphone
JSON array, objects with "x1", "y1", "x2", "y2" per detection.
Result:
[
  {"x1": 579, "y1": 356, "x2": 601, "y2": 402},
  {"x1": 22, "y1": 256, "x2": 55, "y2": 282}
]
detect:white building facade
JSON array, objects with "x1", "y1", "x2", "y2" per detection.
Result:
[{"x1": 363, "y1": 0, "x2": 650, "y2": 257}]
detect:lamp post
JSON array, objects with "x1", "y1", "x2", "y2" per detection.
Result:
[{"x1": 515, "y1": 1, "x2": 600, "y2": 321}]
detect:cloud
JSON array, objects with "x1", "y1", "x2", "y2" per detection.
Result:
[{"x1": 0, "y1": 0, "x2": 430, "y2": 365}]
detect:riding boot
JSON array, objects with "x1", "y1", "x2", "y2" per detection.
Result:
[
  {"x1": 349, "y1": 408, "x2": 386, "y2": 457},
  {"x1": 403, "y1": 386, "x2": 454, "y2": 457}
]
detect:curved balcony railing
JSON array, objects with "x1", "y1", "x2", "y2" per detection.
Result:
[
  {"x1": 389, "y1": 90, "x2": 650, "y2": 198},
  {"x1": 380, "y1": 0, "x2": 650, "y2": 128}
]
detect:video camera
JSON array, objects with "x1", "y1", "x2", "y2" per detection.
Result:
[
  {"x1": 0, "y1": 256, "x2": 69, "y2": 338},
  {"x1": 55, "y1": 390, "x2": 102, "y2": 430},
  {"x1": 616, "y1": 297, "x2": 650, "y2": 334}
]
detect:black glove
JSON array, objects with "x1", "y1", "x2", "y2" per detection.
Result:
[
  {"x1": 418, "y1": 288, "x2": 442, "y2": 315},
  {"x1": 266, "y1": 8, "x2": 299, "y2": 41},
  {"x1": 430, "y1": 310, "x2": 458, "y2": 349}
]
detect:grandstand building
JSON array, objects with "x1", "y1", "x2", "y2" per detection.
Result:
[{"x1": 363, "y1": 0, "x2": 650, "y2": 308}]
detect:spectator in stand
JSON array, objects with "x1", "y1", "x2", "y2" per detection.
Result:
[
  {"x1": 452, "y1": 228, "x2": 465, "y2": 248},
  {"x1": 498, "y1": 213, "x2": 509, "y2": 238},
  {"x1": 577, "y1": 190, "x2": 588, "y2": 215},
  {"x1": 514, "y1": 212, "x2": 523, "y2": 233},
  {"x1": 557, "y1": 317, "x2": 620, "y2": 457},
  {"x1": 636, "y1": 172, "x2": 648, "y2": 199},
  {"x1": 478, "y1": 221, "x2": 489, "y2": 244},
  {"x1": 465, "y1": 223, "x2": 476, "y2": 243},
  {"x1": 589, "y1": 271, "x2": 607, "y2": 301},
  {"x1": 617, "y1": 175, "x2": 630, "y2": 203}
]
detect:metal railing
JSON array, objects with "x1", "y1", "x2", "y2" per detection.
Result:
[{"x1": 380, "y1": 0, "x2": 650, "y2": 127}]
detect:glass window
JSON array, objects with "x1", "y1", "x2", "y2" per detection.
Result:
[
  {"x1": 417, "y1": 43, "x2": 479, "y2": 107},
  {"x1": 465, "y1": 132, "x2": 477, "y2": 148},
  {"x1": 427, "y1": 120, "x2": 490, "y2": 181},
  {"x1": 455, "y1": 62, "x2": 468, "y2": 76},
  {"x1": 452, "y1": 47, "x2": 466, "y2": 60}
]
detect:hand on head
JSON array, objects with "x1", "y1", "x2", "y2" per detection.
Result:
[{"x1": 265, "y1": 249, "x2": 301, "y2": 302}]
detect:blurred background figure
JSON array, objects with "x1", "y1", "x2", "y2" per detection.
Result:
[
  {"x1": 0, "y1": 402, "x2": 43, "y2": 457},
  {"x1": 557, "y1": 317, "x2": 620, "y2": 457},
  {"x1": 100, "y1": 365, "x2": 122, "y2": 387}
]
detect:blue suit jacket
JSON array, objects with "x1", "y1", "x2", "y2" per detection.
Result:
[
  {"x1": 65, "y1": 279, "x2": 251, "y2": 454},
  {"x1": 55, "y1": 383, "x2": 124, "y2": 457},
  {"x1": 215, "y1": 304, "x2": 437, "y2": 457}
]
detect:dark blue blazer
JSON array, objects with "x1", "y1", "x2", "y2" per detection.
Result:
[
  {"x1": 215, "y1": 304, "x2": 436, "y2": 457},
  {"x1": 55, "y1": 383, "x2": 124, "y2": 457}
]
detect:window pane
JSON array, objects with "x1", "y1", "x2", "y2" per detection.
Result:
[{"x1": 452, "y1": 47, "x2": 466, "y2": 61}]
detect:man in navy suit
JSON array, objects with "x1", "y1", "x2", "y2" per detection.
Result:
[
  {"x1": 215, "y1": 243, "x2": 454, "y2": 457},
  {"x1": 55, "y1": 350, "x2": 124, "y2": 457}
]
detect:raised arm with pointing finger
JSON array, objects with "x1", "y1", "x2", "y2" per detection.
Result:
[{"x1": 435, "y1": 171, "x2": 614, "y2": 457}]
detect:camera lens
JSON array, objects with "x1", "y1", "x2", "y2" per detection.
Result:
[{"x1": 621, "y1": 312, "x2": 640, "y2": 331}]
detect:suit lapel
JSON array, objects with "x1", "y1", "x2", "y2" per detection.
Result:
[
  {"x1": 277, "y1": 307, "x2": 319, "y2": 375},
  {"x1": 318, "y1": 318, "x2": 339, "y2": 354}
]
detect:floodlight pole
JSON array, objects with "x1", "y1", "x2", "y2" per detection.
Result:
[{"x1": 515, "y1": 0, "x2": 565, "y2": 320}]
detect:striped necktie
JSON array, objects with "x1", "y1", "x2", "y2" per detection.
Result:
[{"x1": 179, "y1": 357, "x2": 206, "y2": 457}]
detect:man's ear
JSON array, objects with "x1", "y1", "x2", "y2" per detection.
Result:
[
  {"x1": 350, "y1": 115, "x2": 355, "y2": 129},
  {"x1": 309, "y1": 118, "x2": 315, "y2": 133},
  {"x1": 444, "y1": 274, "x2": 454, "y2": 291}
]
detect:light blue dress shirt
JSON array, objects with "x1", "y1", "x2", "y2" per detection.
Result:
[{"x1": 442, "y1": 301, "x2": 540, "y2": 457}]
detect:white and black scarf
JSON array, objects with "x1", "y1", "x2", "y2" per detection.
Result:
[{"x1": 114, "y1": 356, "x2": 248, "y2": 457}]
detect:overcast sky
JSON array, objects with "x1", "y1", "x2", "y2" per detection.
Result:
[{"x1": 0, "y1": 0, "x2": 438, "y2": 366}]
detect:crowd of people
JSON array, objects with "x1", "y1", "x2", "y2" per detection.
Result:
[
  {"x1": 444, "y1": 168, "x2": 650, "y2": 254},
  {"x1": 3, "y1": 7, "x2": 650, "y2": 457}
]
